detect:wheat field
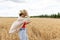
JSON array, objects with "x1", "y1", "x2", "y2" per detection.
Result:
[{"x1": 0, "y1": 18, "x2": 60, "y2": 40}]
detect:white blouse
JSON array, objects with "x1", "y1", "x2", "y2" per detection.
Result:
[{"x1": 9, "y1": 16, "x2": 30, "y2": 34}]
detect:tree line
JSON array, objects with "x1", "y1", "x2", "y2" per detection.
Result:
[{"x1": 30, "y1": 12, "x2": 60, "y2": 18}]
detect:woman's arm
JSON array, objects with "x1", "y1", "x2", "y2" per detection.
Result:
[
  {"x1": 25, "y1": 16, "x2": 31, "y2": 24},
  {"x1": 15, "y1": 23, "x2": 23, "y2": 32}
]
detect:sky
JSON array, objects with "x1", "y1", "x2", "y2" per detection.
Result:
[{"x1": 0, "y1": 0, "x2": 60, "y2": 17}]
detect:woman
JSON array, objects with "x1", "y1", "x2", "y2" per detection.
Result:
[
  {"x1": 9, "y1": 10, "x2": 30, "y2": 40},
  {"x1": 18, "y1": 10, "x2": 30, "y2": 40}
]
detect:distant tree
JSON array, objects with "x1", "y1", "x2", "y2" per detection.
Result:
[
  {"x1": 57, "y1": 12, "x2": 60, "y2": 18},
  {"x1": 30, "y1": 12, "x2": 60, "y2": 18}
]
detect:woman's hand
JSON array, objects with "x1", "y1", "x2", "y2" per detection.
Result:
[{"x1": 15, "y1": 29, "x2": 19, "y2": 33}]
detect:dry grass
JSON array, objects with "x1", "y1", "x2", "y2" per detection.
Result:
[{"x1": 0, "y1": 18, "x2": 60, "y2": 40}]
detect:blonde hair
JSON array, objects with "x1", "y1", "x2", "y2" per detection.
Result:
[{"x1": 19, "y1": 9, "x2": 27, "y2": 16}]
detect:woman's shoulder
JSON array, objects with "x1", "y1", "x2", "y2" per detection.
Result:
[
  {"x1": 18, "y1": 17, "x2": 24, "y2": 19},
  {"x1": 17, "y1": 17, "x2": 24, "y2": 21}
]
